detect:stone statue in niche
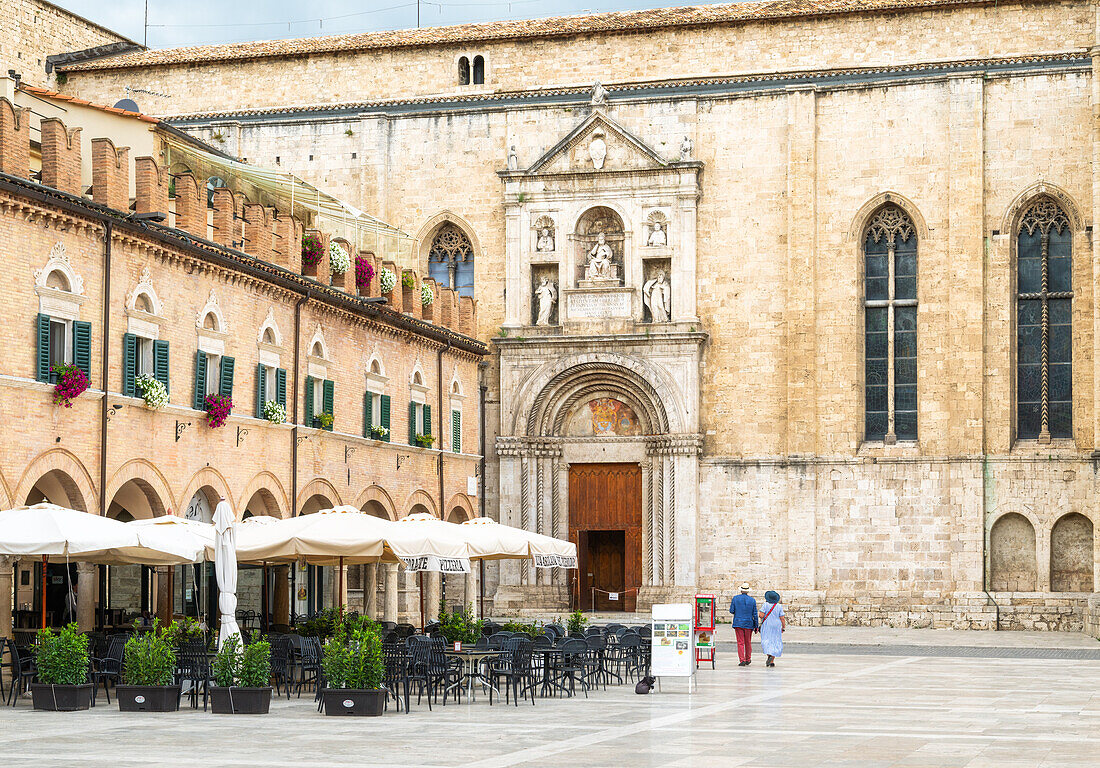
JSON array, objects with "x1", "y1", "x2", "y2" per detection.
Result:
[
  {"x1": 585, "y1": 233, "x2": 615, "y2": 280},
  {"x1": 534, "y1": 276, "x2": 557, "y2": 326},
  {"x1": 507, "y1": 144, "x2": 519, "y2": 170},
  {"x1": 647, "y1": 222, "x2": 667, "y2": 247},
  {"x1": 536, "y1": 227, "x2": 555, "y2": 252},
  {"x1": 643, "y1": 270, "x2": 671, "y2": 323},
  {"x1": 588, "y1": 129, "x2": 607, "y2": 170},
  {"x1": 679, "y1": 135, "x2": 693, "y2": 161}
]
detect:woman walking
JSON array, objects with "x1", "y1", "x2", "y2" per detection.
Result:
[{"x1": 758, "y1": 590, "x2": 785, "y2": 668}]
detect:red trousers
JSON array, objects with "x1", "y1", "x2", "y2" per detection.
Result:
[{"x1": 735, "y1": 627, "x2": 754, "y2": 663}]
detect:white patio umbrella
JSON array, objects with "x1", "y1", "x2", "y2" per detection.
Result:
[
  {"x1": 461, "y1": 517, "x2": 578, "y2": 568},
  {"x1": 125, "y1": 516, "x2": 214, "y2": 565},
  {"x1": 213, "y1": 499, "x2": 241, "y2": 649}
]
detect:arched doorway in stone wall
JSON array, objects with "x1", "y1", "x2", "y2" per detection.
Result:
[{"x1": 496, "y1": 354, "x2": 700, "y2": 614}]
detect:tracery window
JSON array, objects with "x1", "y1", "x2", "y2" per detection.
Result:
[
  {"x1": 428, "y1": 224, "x2": 474, "y2": 298},
  {"x1": 864, "y1": 205, "x2": 917, "y2": 443},
  {"x1": 1016, "y1": 199, "x2": 1072, "y2": 441}
]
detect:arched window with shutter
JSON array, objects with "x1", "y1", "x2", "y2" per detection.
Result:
[
  {"x1": 863, "y1": 204, "x2": 917, "y2": 443},
  {"x1": 1016, "y1": 198, "x2": 1073, "y2": 441}
]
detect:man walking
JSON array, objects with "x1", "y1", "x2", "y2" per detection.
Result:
[{"x1": 729, "y1": 583, "x2": 759, "y2": 666}]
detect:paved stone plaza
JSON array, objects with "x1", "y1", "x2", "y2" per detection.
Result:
[{"x1": 2, "y1": 629, "x2": 1097, "y2": 768}]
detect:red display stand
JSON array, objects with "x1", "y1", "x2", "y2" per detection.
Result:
[{"x1": 694, "y1": 593, "x2": 716, "y2": 668}]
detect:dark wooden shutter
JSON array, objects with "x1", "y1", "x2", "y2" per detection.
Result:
[
  {"x1": 408, "y1": 401, "x2": 416, "y2": 444},
  {"x1": 452, "y1": 409, "x2": 461, "y2": 453},
  {"x1": 255, "y1": 363, "x2": 267, "y2": 418},
  {"x1": 73, "y1": 320, "x2": 92, "y2": 379},
  {"x1": 153, "y1": 339, "x2": 170, "y2": 394},
  {"x1": 122, "y1": 333, "x2": 137, "y2": 397},
  {"x1": 276, "y1": 368, "x2": 287, "y2": 409},
  {"x1": 322, "y1": 379, "x2": 334, "y2": 431},
  {"x1": 380, "y1": 395, "x2": 390, "y2": 443},
  {"x1": 193, "y1": 351, "x2": 208, "y2": 410},
  {"x1": 363, "y1": 392, "x2": 371, "y2": 437},
  {"x1": 219, "y1": 356, "x2": 235, "y2": 401},
  {"x1": 35, "y1": 314, "x2": 51, "y2": 382},
  {"x1": 304, "y1": 375, "x2": 314, "y2": 427},
  {"x1": 423, "y1": 404, "x2": 432, "y2": 438}
]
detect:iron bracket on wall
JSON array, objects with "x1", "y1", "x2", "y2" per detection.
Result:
[
  {"x1": 236, "y1": 426, "x2": 249, "y2": 447},
  {"x1": 175, "y1": 420, "x2": 191, "y2": 442}
]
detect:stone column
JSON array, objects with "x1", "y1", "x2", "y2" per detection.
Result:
[
  {"x1": 0, "y1": 556, "x2": 14, "y2": 639},
  {"x1": 464, "y1": 569, "x2": 478, "y2": 617},
  {"x1": 502, "y1": 196, "x2": 523, "y2": 327},
  {"x1": 365, "y1": 564, "x2": 378, "y2": 619},
  {"x1": 383, "y1": 564, "x2": 399, "y2": 623},
  {"x1": 332, "y1": 564, "x2": 348, "y2": 607},
  {"x1": 156, "y1": 566, "x2": 173, "y2": 625},
  {"x1": 76, "y1": 563, "x2": 97, "y2": 631},
  {"x1": 273, "y1": 565, "x2": 290, "y2": 626},
  {"x1": 426, "y1": 572, "x2": 441, "y2": 622}
]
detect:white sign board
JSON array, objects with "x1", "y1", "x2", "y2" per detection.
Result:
[{"x1": 651, "y1": 603, "x2": 695, "y2": 680}]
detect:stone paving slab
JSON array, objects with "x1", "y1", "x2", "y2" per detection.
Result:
[{"x1": 2, "y1": 641, "x2": 1098, "y2": 768}]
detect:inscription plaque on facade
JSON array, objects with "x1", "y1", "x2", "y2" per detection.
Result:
[{"x1": 566, "y1": 289, "x2": 631, "y2": 318}]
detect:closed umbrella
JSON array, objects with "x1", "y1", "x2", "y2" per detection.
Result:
[{"x1": 213, "y1": 500, "x2": 241, "y2": 649}]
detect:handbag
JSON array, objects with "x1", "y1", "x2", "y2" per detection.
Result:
[{"x1": 759, "y1": 603, "x2": 778, "y2": 631}]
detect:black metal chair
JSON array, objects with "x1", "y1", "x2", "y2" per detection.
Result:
[
  {"x1": 269, "y1": 635, "x2": 293, "y2": 699},
  {"x1": 4, "y1": 639, "x2": 37, "y2": 707},
  {"x1": 92, "y1": 634, "x2": 127, "y2": 704},
  {"x1": 551, "y1": 638, "x2": 590, "y2": 699},
  {"x1": 382, "y1": 642, "x2": 411, "y2": 714},
  {"x1": 176, "y1": 642, "x2": 212, "y2": 711},
  {"x1": 487, "y1": 633, "x2": 510, "y2": 650},
  {"x1": 294, "y1": 636, "x2": 321, "y2": 697},
  {"x1": 404, "y1": 638, "x2": 436, "y2": 711},
  {"x1": 488, "y1": 637, "x2": 535, "y2": 707}
]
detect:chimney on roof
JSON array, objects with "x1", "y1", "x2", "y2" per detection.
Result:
[
  {"x1": 0, "y1": 97, "x2": 31, "y2": 179},
  {"x1": 90, "y1": 138, "x2": 130, "y2": 212},
  {"x1": 40, "y1": 118, "x2": 82, "y2": 194}
]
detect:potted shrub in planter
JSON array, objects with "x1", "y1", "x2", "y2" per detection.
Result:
[
  {"x1": 31, "y1": 623, "x2": 93, "y2": 711},
  {"x1": 321, "y1": 615, "x2": 385, "y2": 716},
  {"x1": 210, "y1": 635, "x2": 273, "y2": 714},
  {"x1": 117, "y1": 620, "x2": 180, "y2": 712}
]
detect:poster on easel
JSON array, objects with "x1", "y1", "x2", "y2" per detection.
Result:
[{"x1": 651, "y1": 603, "x2": 695, "y2": 688}]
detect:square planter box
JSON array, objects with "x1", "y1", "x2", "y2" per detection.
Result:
[
  {"x1": 321, "y1": 688, "x2": 386, "y2": 716},
  {"x1": 210, "y1": 686, "x2": 273, "y2": 715},
  {"x1": 116, "y1": 685, "x2": 181, "y2": 712},
  {"x1": 31, "y1": 683, "x2": 94, "y2": 711}
]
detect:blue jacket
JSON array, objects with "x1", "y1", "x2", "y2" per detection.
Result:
[{"x1": 729, "y1": 593, "x2": 759, "y2": 630}]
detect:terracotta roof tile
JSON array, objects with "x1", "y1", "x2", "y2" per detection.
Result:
[
  {"x1": 20, "y1": 84, "x2": 161, "y2": 123},
  {"x1": 59, "y1": 0, "x2": 1014, "y2": 72}
]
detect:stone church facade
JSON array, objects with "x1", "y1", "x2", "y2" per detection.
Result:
[{"x1": 51, "y1": 0, "x2": 1100, "y2": 632}]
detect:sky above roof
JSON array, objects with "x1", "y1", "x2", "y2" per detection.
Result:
[{"x1": 55, "y1": 0, "x2": 708, "y2": 48}]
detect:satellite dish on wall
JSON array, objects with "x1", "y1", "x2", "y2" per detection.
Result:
[{"x1": 113, "y1": 98, "x2": 140, "y2": 113}]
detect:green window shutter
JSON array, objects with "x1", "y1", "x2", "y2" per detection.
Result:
[
  {"x1": 122, "y1": 333, "x2": 137, "y2": 398},
  {"x1": 452, "y1": 410, "x2": 461, "y2": 453},
  {"x1": 193, "y1": 351, "x2": 208, "y2": 410},
  {"x1": 380, "y1": 395, "x2": 390, "y2": 442},
  {"x1": 73, "y1": 321, "x2": 92, "y2": 380},
  {"x1": 423, "y1": 404, "x2": 431, "y2": 438},
  {"x1": 276, "y1": 368, "x2": 287, "y2": 409},
  {"x1": 408, "y1": 401, "x2": 416, "y2": 444},
  {"x1": 153, "y1": 340, "x2": 170, "y2": 394},
  {"x1": 322, "y1": 379, "x2": 334, "y2": 431},
  {"x1": 304, "y1": 375, "x2": 315, "y2": 427},
  {"x1": 35, "y1": 314, "x2": 51, "y2": 382},
  {"x1": 219, "y1": 356, "x2": 235, "y2": 402},
  {"x1": 255, "y1": 363, "x2": 266, "y2": 419},
  {"x1": 363, "y1": 392, "x2": 371, "y2": 437}
]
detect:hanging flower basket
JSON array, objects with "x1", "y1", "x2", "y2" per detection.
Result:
[
  {"x1": 136, "y1": 374, "x2": 168, "y2": 410},
  {"x1": 401, "y1": 272, "x2": 416, "y2": 290},
  {"x1": 420, "y1": 285, "x2": 434, "y2": 306},
  {"x1": 204, "y1": 393, "x2": 233, "y2": 428},
  {"x1": 378, "y1": 267, "x2": 396, "y2": 295},
  {"x1": 415, "y1": 433, "x2": 435, "y2": 449},
  {"x1": 301, "y1": 234, "x2": 323, "y2": 269},
  {"x1": 355, "y1": 257, "x2": 375, "y2": 291},
  {"x1": 52, "y1": 364, "x2": 89, "y2": 408},
  {"x1": 262, "y1": 400, "x2": 286, "y2": 424},
  {"x1": 329, "y1": 242, "x2": 351, "y2": 274},
  {"x1": 370, "y1": 425, "x2": 389, "y2": 440}
]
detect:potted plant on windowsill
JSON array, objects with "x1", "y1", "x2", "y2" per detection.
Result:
[
  {"x1": 117, "y1": 619, "x2": 180, "y2": 712},
  {"x1": 210, "y1": 635, "x2": 273, "y2": 715},
  {"x1": 313, "y1": 412, "x2": 334, "y2": 430},
  {"x1": 415, "y1": 433, "x2": 435, "y2": 449},
  {"x1": 31, "y1": 623, "x2": 93, "y2": 711},
  {"x1": 321, "y1": 613, "x2": 386, "y2": 716},
  {"x1": 370, "y1": 424, "x2": 388, "y2": 441}
]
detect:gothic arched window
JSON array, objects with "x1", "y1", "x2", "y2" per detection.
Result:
[
  {"x1": 428, "y1": 224, "x2": 474, "y2": 298},
  {"x1": 863, "y1": 205, "x2": 917, "y2": 443},
  {"x1": 1017, "y1": 198, "x2": 1072, "y2": 441}
]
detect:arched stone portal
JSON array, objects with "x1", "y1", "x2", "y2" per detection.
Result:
[{"x1": 495, "y1": 352, "x2": 702, "y2": 613}]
